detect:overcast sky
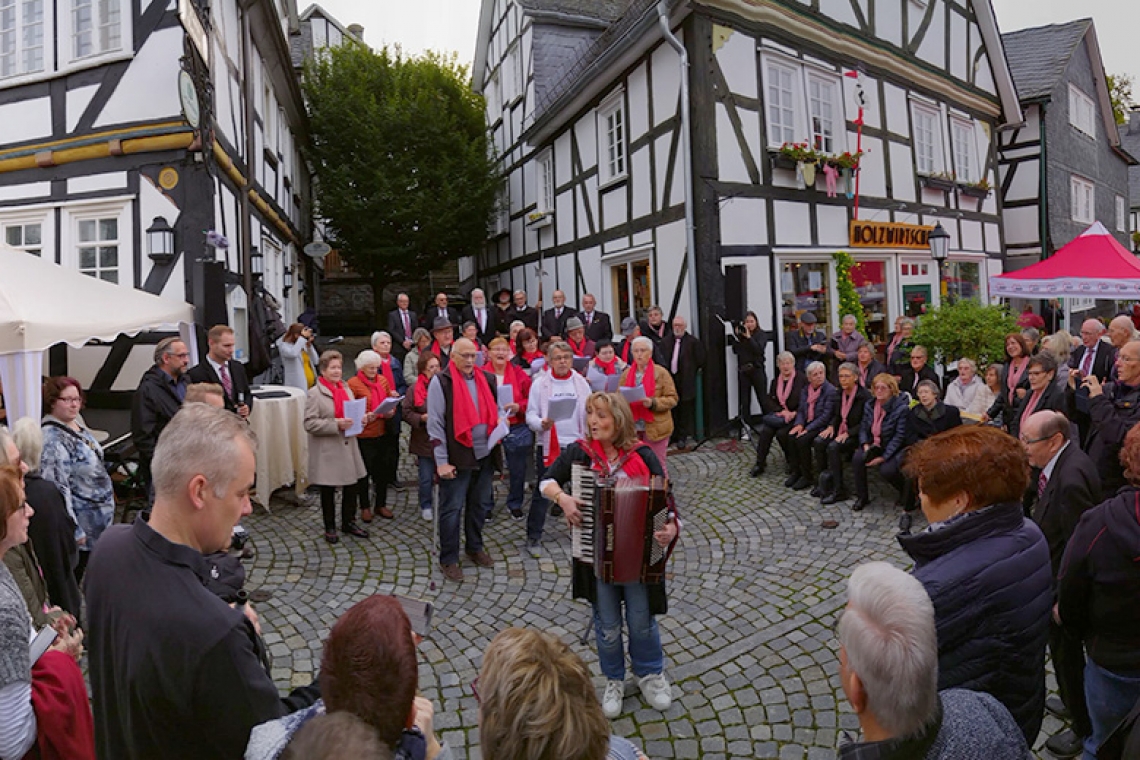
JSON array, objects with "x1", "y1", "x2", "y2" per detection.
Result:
[{"x1": 312, "y1": 0, "x2": 1137, "y2": 102}]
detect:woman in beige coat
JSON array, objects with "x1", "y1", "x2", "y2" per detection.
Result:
[
  {"x1": 619, "y1": 336, "x2": 679, "y2": 476},
  {"x1": 305, "y1": 350, "x2": 369, "y2": 544}
]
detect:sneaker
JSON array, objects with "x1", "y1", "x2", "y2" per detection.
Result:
[
  {"x1": 602, "y1": 680, "x2": 624, "y2": 718},
  {"x1": 421, "y1": 508, "x2": 433, "y2": 521},
  {"x1": 638, "y1": 673, "x2": 672, "y2": 711},
  {"x1": 509, "y1": 507, "x2": 524, "y2": 520},
  {"x1": 527, "y1": 540, "x2": 542, "y2": 558}
]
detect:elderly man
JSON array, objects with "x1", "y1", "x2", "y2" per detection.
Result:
[
  {"x1": 427, "y1": 337, "x2": 498, "y2": 581},
  {"x1": 386, "y1": 292, "x2": 418, "y2": 360},
  {"x1": 827, "y1": 314, "x2": 867, "y2": 369},
  {"x1": 1022, "y1": 411, "x2": 1100, "y2": 759},
  {"x1": 661, "y1": 316, "x2": 706, "y2": 450},
  {"x1": 897, "y1": 344, "x2": 938, "y2": 396},
  {"x1": 430, "y1": 316, "x2": 455, "y2": 368},
  {"x1": 187, "y1": 325, "x2": 253, "y2": 418},
  {"x1": 131, "y1": 336, "x2": 190, "y2": 492},
  {"x1": 564, "y1": 317, "x2": 595, "y2": 359},
  {"x1": 461, "y1": 288, "x2": 497, "y2": 347},
  {"x1": 785, "y1": 312, "x2": 827, "y2": 372},
  {"x1": 615, "y1": 317, "x2": 640, "y2": 364},
  {"x1": 87, "y1": 405, "x2": 320, "y2": 758},
  {"x1": 837, "y1": 562, "x2": 1032, "y2": 759},
  {"x1": 423, "y1": 292, "x2": 460, "y2": 330},
  {"x1": 1069, "y1": 319, "x2": 1112, "y2": 443},
  {"x1": 1106, "y1": 315, "x2": 1136, "y2": 380},
  {"x1": 781, "y1": 361, "x2": 839, "y2": 491},
  {"x1": 540, "y1": 289, "x2": 577, "y2": 340},
  {"x1": 1077, "y1": 339, "x2": 1140, "y2": 493},
  {"x1": 639, "y1": 305, "x2": 669, "y2": 350},
  {"x1": 578, "y1": 293, "x2": 612, "y2": 343},
  {"x1": 510, "y1": 289, "x2": 539, "y2": 332}
]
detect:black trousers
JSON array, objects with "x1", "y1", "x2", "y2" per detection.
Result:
[
  {"x1": 319, "y1": 484, "x2": 359, "y2": 531},
  {"x1": 1050, "y1": 618, "x2": 1092, "y2": 738},
  {"x1": 738, "y1": 368, "x2": 767, "y2": 425},
  {"x1": 754, "y1": 414, "x2": 793, "y2": 468},
  {"x1": 813, "y1": 436, "x2": 859, "y2": 494},
  {"x1": 673, "y1": 399, "x2": 697, "y2": 441},
  {"x1": 785, "y1": 430, "x2": 822, "y2": 478},
  {"x1": 356, "y1": 436, "x2": 385, "y2": 511},
  {"x1": 851, "y1": 448, "x2": 905, "y2": 501}
]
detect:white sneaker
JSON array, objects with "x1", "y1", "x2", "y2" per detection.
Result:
[
  {"x1": 638, "y1": 673, "x2": 672, "y2": 711},
  {"x1": 421, "y1": 508, "x2": 433, "y2": 521},
  {"x1": 601, "y1": 679, "x2": 624, "y2": 718},
  {"x1": 527, "y1": 540, "x2": 542, "y2": 558}
]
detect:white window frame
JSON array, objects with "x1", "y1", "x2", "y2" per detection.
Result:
[
  {"x1": 1069, "y1": 84, "x2": 1096, "y2": 139},
  {"x1": 762, "y1": 56, "x2": 800, "y2": 149},
  {"x1": 493, "y1": 180, "x2": 509, "y2": 236},
  {"x1": 1116, "y1": 195, "x2": 1126, "y2": 233},
  {"x1": 0, "y1": 0, "x2": 47, "y2": 79},
  {"x1": 64, "y1": 201, "x2": 131, "y2": 286},
  {"x1": 1071, "y1": 175, "x2": 1095, "y2": 225},
  {"x1": 950, "y1": 118, "x2": 977, "y2": 184},
  {"x1": 911, "y1": 103, "x2": 944, "y2": 176},
  {"x1": 597, "y1": 89, "x2": 627, "y2": 186},
  {"x1": 486, "y1": 70, "x2": 501, "y2": 122},
  {"x1": 805, "y1": 70, "x2": 842, "y2": 154},
  {"x1": 1, "y1": 212, "x2": 48, "y2": 257},
  {"x1": 63, "y1": 0, "x2": 127, "y2": 64},
  {"x1": 536, "y1": 148, "x2": 554, "y2": 214},
  {"x1": 504, "y1": 43, "x2": 521, "y2": 105}
]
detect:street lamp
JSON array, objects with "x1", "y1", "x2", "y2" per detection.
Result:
[
  {"x1": 250, "y1": 246, "x2": 263, "y2": 277},
  {"x1": 283, "y1": 266, "x2": 293, "y2": 295},
  {"x1": 146, "y1": 216, "x2": 176, "y2": 265},
  {"x1": 928, "y1": 222, "x2": 950, "y2": 300}
]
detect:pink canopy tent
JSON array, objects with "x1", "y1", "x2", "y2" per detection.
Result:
[{"x1": 989, "y1": 222, "x2": 1140, "y2": 298}]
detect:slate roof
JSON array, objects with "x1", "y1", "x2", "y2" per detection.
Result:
[
  {"x1": 517, "y1": 0, "x2": 630, "y2": 23},
  {"x1": 1001, "y1": 19, "x2": 1091, "y2": 102},
  {"x1": 1123, "y1": 112, "x2": 1140, "y2": 207}
]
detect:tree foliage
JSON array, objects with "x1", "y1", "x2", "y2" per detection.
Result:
[
  {"x1": 832, "y1": 251, "x2": 866, "y2": 335},
  {"x1": 911, "y1": 299, "x2": 1018, "y2": 370},
  {"x1": 1107, "y1": 73, "x2": 1133, "y2": 126},
  {"x1": 303, "y1": 45, "x2": 498, "y2": 293}
]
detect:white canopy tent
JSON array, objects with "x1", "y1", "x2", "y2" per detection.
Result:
[{"x1": 0, "y1": 245, "x2": 195, "y2": 423}]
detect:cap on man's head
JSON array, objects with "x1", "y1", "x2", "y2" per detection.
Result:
[
  {"x1": 432, "y1": 316, "x2": 453, "y2": 332},
  {"x1": 621, "y1": 317, "x2": 638, "y2": 336},
  {"x1": 800, "y1": 312, "x2": 818, "y2": 325},
  {"x1": 565, "y1": 317, "x2": 584, "y2": 331}
]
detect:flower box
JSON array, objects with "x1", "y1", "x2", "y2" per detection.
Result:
[
  {"x1": 770, "y1": 151, "x2": 798, "y2": 171},
  {"x1": 958, "y1": 184, "x2": 991, "y2": 199},
  {"x1": 919, "y1": 174, "x2": 955, "y2": 192},
  {"x1": 526, "y1": 210, "x2": 554, "y2": 229}
]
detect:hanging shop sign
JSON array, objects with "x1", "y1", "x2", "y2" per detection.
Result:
[{"x1": 849, "y1": 221, "x2": 933, "y2": 250}]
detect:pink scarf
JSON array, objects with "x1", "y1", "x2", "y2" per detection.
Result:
[
  {"x1": 871, "y1": 400, "x2": 887, "y2": 446},
  {"x1": 858, "y1": 363, "x2": 870, "y2": 386},
  {"x1": 805, "y1": 384, "x2": 822, "y2": 422},
  {"x1": 776, "y1": 374, "x2": 794, "y2": 409},
  {"x1": 1019, "y1": 388, "x2": 1045, "y2": 432},
  {"x1": 1006, "y1": 357, "x2": 1028, "y2": 403},
  {"x1": 838, "y1": 388, "x2": 858, "y2": 437}
]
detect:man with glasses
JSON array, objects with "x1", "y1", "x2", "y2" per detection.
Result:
[
  {"x1": 1021, "y1": 411, "x2": 1101, "y2": 759},
  {"x1": 1069, "y1": 319, "x2": 1112, "y2": 444},
  {"x1": 1075, "y1": 340, "x2": 1140, "y2": 492},
  {"x1": 131, "y1": 336, "x2": 190, "y2": 494}
]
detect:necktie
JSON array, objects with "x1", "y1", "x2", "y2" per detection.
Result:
[
  {"x1": 1037, "y1": 471, "x2": 1047, "y2": 498},
  {"x1": 402, "y1": 311, "x2": 410, "y2": 338},
  {"x1": 556, "y1": 308, "x2": 561, "y2": 319},
  {"x1": 1081, "y1": 346, "x2": 1094, "y2": 376},
  {"x1": 671, "y1": 338, "x2": 681, "y2": 374},
  {"x1": 477, "y1": 309, "x2": 485, "y2": 331},
  {"x1": 219, "y1": 362, "x2": 233, "y2": 398},
  {"x1": 586, "y1": 312, "x2": 592, "y2": 325}
]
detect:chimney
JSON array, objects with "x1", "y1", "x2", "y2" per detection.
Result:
[{"x1": 347, "y1": 23, "x2": 364, "y2": 40}]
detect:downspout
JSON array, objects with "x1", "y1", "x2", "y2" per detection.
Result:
[
  {"x1": 1039, "y1": 102, "x2": 1048, "y2": 261},
  {"x1": 240, "y1": 0, "x2": 257, "y2": 302},
  {"x1": 656, "y1": 1, "x2": 699, "y2": 336}
]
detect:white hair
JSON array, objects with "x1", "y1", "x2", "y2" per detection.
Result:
[
  {"x1": 776, "y1": 351, "x2": 794, "y2": 365},
  {"x1": 355, "y1": 349, "x2": 383, "y2": 371},
  {"x1": 631, "y1": 336, "x2": 654, "y2": 351},
  {"x1": 806, "y1": 361, "x2": 826, "y2": 375},
  {"x1": 11, "y1": 418, "x2": 43, "y2": 472},
  {"x1": 509, "y1": 320, "x2": 525, "y2": 331},
  {"x1": 839, "y1": 562, "x2": 939, "y2": 738},
  {"x1": 152, "y1": 404, "x2": 257, "y2": 500},
  {"x1": 370, "y1": 330, "x2": 391, "y2": 348},
  {"x1": 956, "y1": 357, "x2": 977, "y2": 373}
]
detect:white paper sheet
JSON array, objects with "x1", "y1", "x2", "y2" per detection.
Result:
[
  {"x1": 604, "y1": 374, "x2": 621, "y2": 393},
  {"x1": 619, "y1": 384, "x2": 647, "y2": 404},
  {"x1": 374, "y1": 395, "x2": 404, "y2": 416},
  {"x1": 529, "y1": 357, "x2": 546, "y2": 375},
  {"x1": 343, "y1": 397, "x2": 368, "y2": 437},
  {"x1": 588, "y1": 371, "x2": 608, "y2": 392},
  {"x1": 498, "y1": 385, "x2": 514, "y2": 408},
  {"x1": 547, "y1": 396, "x2": 578, "y2": 421},
  {"x1": 487, "y1": 415, "x2": 510, "y2": 448},
  {"x1": 573, "y1": 356, "x2": 590, "y2": 373}
]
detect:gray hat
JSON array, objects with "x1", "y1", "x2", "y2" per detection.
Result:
[
  {"x1": 565, "y1": 316, "x2": 584, "y2": 332},
  {"x1": 799, "y1": 312, "x2": 817, "y2": 325},
  {"x1": 432, "y1": 316, "x2": 453, "y2": 332},
  {"x1": 620, "y1": 317, "x2": 638, "y2": 336}
]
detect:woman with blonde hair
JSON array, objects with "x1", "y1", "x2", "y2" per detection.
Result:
[{"x1": 478, "y1": 627, "x2": 645, "y2": 760}]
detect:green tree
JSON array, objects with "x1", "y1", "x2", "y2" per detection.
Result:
[
  {"x1": 911, "y1": 299, "x2": 1018, "y2": 370},
  {"x1": 303, "y1": 45, "x2": 498, "y2": 317},
  {"x1": 832, "y1": 251, "x2": 866, "y2": 335},
  {"x1": 1107, "y1": 73, "x2": 1133, "y2": 125}
]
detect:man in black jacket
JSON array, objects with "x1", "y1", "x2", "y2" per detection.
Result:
[
  {"x1": 540, "y1": 289, "x2": 577, "y2": 341},
  {"x1": 422, "y1": 292, "x2": 461, "y2": 330},
  {"x1": 509, "y1": 289, "x2": 539, "y2": 332},
  {"x1": 1068, "y1": 320, "x2": 1112, "y2": 444},
  {"x1": 661, "y1": 316, "x2": 706, "y2": 449},
  {"x1": 87, "y1": 404, "x2": 320, "y2": 759},
  {"x1": 131, "y1": 336, "x2": 189, "y2": 490},
  {"x1": 460, "y1": 288, "x2": 497, "y2": 347},
  {"x1": 386, "y1": 292, "x2": 418, "y2": 361},
  {"x1": 578, "y1": 293, "x2": 613, "y2": 343},
  {"x1": 1023, "y1": 410, "x2": 1101, "y2": 759},
  {"x1": 784, "y1": 312, "x2": 827, "y2": 372},
  {"x1": 897, "y1": 345, "x2": 938, "y2": 396},
  {"x1": 187, "y1": 325, "x2": 254, "y2": 418},
  {"x1": 1080, "y1": 340, "x2": 1140, "y2": 492}
]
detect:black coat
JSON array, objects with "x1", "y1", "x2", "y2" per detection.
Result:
[
  {"x1": 858, "y1": 395, "x2": 910, "y2": 462},
  {"x1": 659, "y1": 332, "x2": 706, "y2": 400},
  {"x1": 731, "y1": 330, "x2": 767, "y2": 373},
  {"x1": 828, "y1": 386, "x2": 871, "y2": 434},
  {"x1": 507, "y1": 305, "x2": 539, "y2": 332},
  {"x1": 1068, "y1": 342, "x2": 1114, "y2": 382},
  {"x1": 24, "y1": 473, "x2": 81, "y2": 623},
  {"x1": 422, "y1": 305, "x2": 461, "y2": 329},
  {"x1": 987, "y1": 360, "x2": 1032, "y2": 427},
  {"x1": 907, "y1": 402, "x2": 962, "y2": 446},
  {"x1": 1007, "y1": 381, "x2": 1065, "y2": 440},
  {"x1": 386, "y1": 308, "x2": 419, "y2": 356},
  {"x1": 541, "y1": 306, "x2": 578, "y2": 340},
  {"x1": 784, "y1": 328, "x2": 827, "y2": 372},
  {"x1": 1083, "y1": 381, "x2": 1140, "y2": 492},
  {"x1": 187, "y1": 358, "x2": 254, "y2": 414},
  {"x1": 579, "y1": 310, "x2": 613, "y2": 343},
  {"x1": 792, "y1": 382, "x2": 839, "y2": 434},
  {"x1": 131, "y1": 365, "x2": 187, "y2": 469},
  {"x1": 897, "y1": 364, "x2": 939, "y2": 396},
  {"x1": 460, "y1": 305, "x2": 498, "y2": 346},
  {"x1": 639, "y1": 319, "x2": 669, "y2": 348},
  {"x1": 761, "y1": 372, "x2": 807, "y2": 416},
  {"x1": 1029, "y1": 443, "x2": 1102, "y2": 580},
  {"x1": 898, "y1": 501, "x2": 1052, "y2": 745}
]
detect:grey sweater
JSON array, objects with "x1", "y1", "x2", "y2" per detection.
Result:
[{"x1": 0, "y1": 563, "x2": 30, "y2": 689}]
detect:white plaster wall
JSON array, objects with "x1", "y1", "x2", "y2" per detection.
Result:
[
  {"x1": 773, "y1": 200, "x2": 811, "y2": 246},
  {"x1": 1005, "y1": 159, "x2": 1039, "y2": 201},
  {"x1": 66, "y1": 86, "x2": 98, "y2": 133},
  {"x1": 846, "y1": 74, "x2": 880, "y2": 130},
  {"x1": 819, "y1": 0, "x2": 859, "y2": 29},
  {"x1": 0, "y1": 183, "x2": 51, "y2": 202},
  {"x1": 574, "y1": 113, "x2": 597, "y2": 172},
  {"x1": 65, "y1": 345, "x2": 109, "y2": 390},
  {"x1": 68, "y1": 173, "x2": 128, "y2": 195},
  {"x1": 510, "y1": 217, "x2": 524, "y2": 260},
  {"x1": 960, "y1": 220, "x2": 984, "y2": 252},
  {"x1": 1003, "y1": 206, "x2": 1038, "y2": 246},
  {"x1": 883, "y1": 83, "x2": 908, "y2": 136},
  {"x1": 738, "y1": 109, "x2": 762, "y2": 180},
  {"x1": 556, "y1": 251, "x2": 575, "y2": 295},
  {"x1": 719, "y1": 197, "x2": 768, "y2": 246},
  {"x1": 817, "y1": 205, "x2": 848, "y2": 247},
  {"x1": 876, "y1": 1, "x2": 902, "y2": 47},
  {"x1": 555, "y1": 188, "x2": 574, "y2": 241},
  {"x1": 0, "y1": 97, "x2": 51, "y2": 144},
  {"x1": 632, "y1": 230, "x2": 652, "y2": 247},
  {"x1": 716, "y1": 103, "x2": 750, "y2": 183},
  {"x1": 975, "y1": 56, "x2": 995, "y2": 96},
  {"x1": 890, "y1": 142, "x2": 917, "y2": 201},
  {"x1": 716, "y1": 28, "x2": 757, "y2": 100},
  {"x1": 650, "y1": 40, "x2": 681, "y2": 127},
  {"x1": 94, "y1": 27, "x2": 182, "y2": 128},
  {"x1": 984, "y1": 223, "x2": 1001, "y2": 254},
  {"x1": 654, "y1": 219, "x2": 690, "y2": 323},
  {"x1": 654, "y1": 133, "x2": 674, "y2": 210},
  {"x1": 856, "y1": 136, "x2": 886, "y2": 198},
  {"x1": 950, "y1": 11, "x2": 968, "y2": 82},
  {"x1": 579, "y1": 246, "x2": 602, "y2": 300},
  {"x1": 554, "y1": 131, "x2": 572, "y2": 186},
  {"x1": 631, "y1": 146, "x2": 652, "y2": 219},
  {"x1": 601, "y1": 187, "x2": 627, "y2": 232},
  {"x1": 628, "y1": 62, "x2": 650, "y2": 142}
]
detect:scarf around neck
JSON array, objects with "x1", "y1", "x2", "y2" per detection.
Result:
[
  {"x1": 378, "y1": 356, "x2": 397, "y2": 392},
  {"x1": 805, "y1": 383, "x2": 822, "y2": 422},
  {"x1": 581, "y1": 438, "x2": 652, "y2": 480},
  {"x1": 447, "y1": 364, "x2": 498, "y2": 449},
  {"x1": 838, "y1": 388, "x2": 858, "y2": 437},
  {"x1": 776, "y1": 374, "x2": 794, "y2": 408},
  {"x1": 594, "y1": 356, "x2": 618, "y2": 375},
  {"x1": 872, "y1": 400, "x2": 888, "y2": 446},
  {"x1": 625, "y1": 361, "x2": 657, "y2": 424},
  {"x1": 318, "y1": 377, "x2": 351, "y2": 417},
  {"x1": 355, "y1": 371, "x2": 389, "y2": 412},
  {"x1": 414, "y1": 373, "x2": 431, "y2": 407}
]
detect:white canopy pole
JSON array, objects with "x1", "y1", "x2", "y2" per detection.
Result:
[{"x1": 0, "y1": 350, "x2": 45, "y2": 424}]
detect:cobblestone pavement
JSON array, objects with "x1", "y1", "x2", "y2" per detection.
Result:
[{"x1": 244, "y1": 437, "x2": 1064, "y2": 759}]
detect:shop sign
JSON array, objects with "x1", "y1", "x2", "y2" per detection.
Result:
[{"x1": 849, "y1": 221, "x2": 933, "y2": 250}]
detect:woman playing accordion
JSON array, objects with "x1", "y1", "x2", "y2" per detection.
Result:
[{"x1": 539, "y1": 392, "x2": 680, "y2": 720}]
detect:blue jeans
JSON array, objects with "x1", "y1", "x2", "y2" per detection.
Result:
[
  {"x1": 528, "y1": 447, "x2": 551, "y2": 542},
  {"x1": 437, "y1": 458, "x2": 493, "y2": 566},
  {"x1": 1083, "y1": 659, "x2": 1140, "y2": 759},
  {"x1": 503, "y1": 423, "x2": 533, "y2": 514},
  {"x1": 416, "y1": 456, "x2": 435, "y2": 513},
  {"x1": 593, "y1": 581, "x2": 664, "y2": 681}
]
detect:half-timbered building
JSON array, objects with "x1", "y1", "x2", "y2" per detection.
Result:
[
  {"x1": 1120, "y1": 109, "x2": 1140, "y2": 243},
  {"x1": 0, "y1": 0, "x2": 311, "y2": 406},
  {"x1": 473, "y1": 0, "x2": 1021, "y2": 429}
]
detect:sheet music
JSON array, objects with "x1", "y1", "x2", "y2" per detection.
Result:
[
  {"x1": 573, "y1": 356, "x2": 590, "y2": 373},
  {"x1": 497, "y1": 385, "x2": 514, "y2": 408},
  {"x1": 529, "y1": 357, "x2": 546, "y2": 375},
  {"x1": 604, "y1": 374, "x2": 621, "y2": 393},
  {"x1": 547, "y1": 396, "x2": 578, "y2": 421},
  {"x1": 587, "y1": 370, "x2": 607, "y2": 392},
  {"x1": 619, "y1": 384, "x2": 647, "y2": 404},
  {"x1": 343, "y1": 397, "x2": 368, "y2": 437},
  {"x1": 374, "y1": 395, "x2": 404, "y2": 416},
  {"x1": 487, "y1": 415, "x2": 510, "y2": 448}
]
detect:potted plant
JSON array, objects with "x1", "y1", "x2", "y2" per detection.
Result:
[
  {"x1": 958, "y1": 177, "x2": 991, "y2": 199},
  {"x1": 772, "y1": 142, "x2": 818, "y2": 172},
  {"x1": 526, "y1": 209, "x2": 554, "y2": 228},
  {"x1": 828, "y1": 150, "x2": 864, "y2": 199},
  {"x1": 920, "y1": 171, "x2": 956, "y2": 192}
]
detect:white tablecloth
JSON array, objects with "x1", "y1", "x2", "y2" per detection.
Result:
[{"x1": 248, "y1": 385, "x2": 309, "y2": 497}]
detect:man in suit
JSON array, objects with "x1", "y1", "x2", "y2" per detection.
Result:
[
  {"x1": 897, "y1": 344, "x2": 938, "y2": 396},
  {"x1": 662, "y1": 316, "x2": 706, "y2": 449},
  {"x1": 509, "y1": 289, "x2": 539, "y2": 332},
  {"x1": 187, "y1": 325, "x2": 253, "y2": 418},
  {"x1": 1069, "y1": 319, "x2": 1112, "y2": 443},
  {"x1": 1022, "y1": 411, "x2": 1101, "y2": 759},
  {"x1": 540, "y1": 289, "x2": 577, "y2": 340},
  {"x1": 423, "y1": 292, "x2": 461, "y2": 330},
  {"x1": 639, "y1": 305, "x2": 669, "y2": 351},
  {"x1": 578, "y1": 293, "x2": 612, "y2": 343},
  {"x1": 460, "y1": 288, "x2": 497, "y2": 347},
  {"x1": 386, "y1": 292, "x2": 418, "y2": 361}
]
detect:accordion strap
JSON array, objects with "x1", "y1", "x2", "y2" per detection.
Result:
[{"x1": 577, "y1": 439, "x2": 652, "y2": 479}]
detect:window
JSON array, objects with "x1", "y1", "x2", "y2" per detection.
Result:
[
  {"x1": 76, "y1": 216, "x2": 120, "y2": 282},
  {"x1": 807, "y1": 74, "x2": 838, "y2": 153},
  {"x1": 513, "y1": 43, "x2": 524, "y2": 103},
  {"x1": 487, "y1": 71, "x2": 501, "y2": 117},
  {"x1": 598, "y1": 92, "x2": 626, "y2": 184},
  {"x1": 0, "y1": 0, "x2": 45, "y2": 78},
  {"x1": 5, "y1": 221, "x2": 41, "y2": 256},
  {"x1": 1071, "y1": 175, "x2": 1094, "y2": 224},
  {"x1": 766, "y1": 61, "x2": 797, "y2": 147},
  {"x1": 493, "y1": 180, "x2": 508, "y2": 236},
  {"x1": 912, "y1": 106, "x2": 942, "y2": 175},
  {"x1": 503, "y1": 45, "x2": 520, "y2": 104},
  {"x1": 1117, "y1": 195, "x2": 1126, "y2": 233},
  {"x1": 71, "y1": 0, "x2": 122, "y2": 60},
  {"x1": 1069, "y1": 84, "x2": 1096, "y2": 139},
  {"x1": 536, "y1": 150, "x2": 553, "y2": 213},
  {"x1": 951, "y1": 120, "x2": 976, "y2": 183}
]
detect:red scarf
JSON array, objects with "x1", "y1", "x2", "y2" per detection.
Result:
[
  {"x1": 496, "y1": 361, "x2": 529, "y2": 424},
  {"x1": 378, "y1": 356, "x2": 397, "y2": 392},
  {"x1": 625, "y1": 362, "x2": 657, "y2": 424},
  {"x1": 544, "y1": 370, "x2": 577, "y2": 466},
  {"x1": 522, "y1": 349, "x2": 543, "y2": 364},
  {"x1": 620, "y1": 340, "x2": 633, "y2": 364},
  {"x1": 319, "y1": 377, "x2": 351, "y2": 417},
  {"x1": 805, "y1": 383, "x2": 822, "y2": 422},
  {"x1": 872, "y1": 400, "x2": 887, "y2": 446},
  {"x1": 430, "y1": 340, "x2": 451, "y2": 359},
  {"x1": 355, "y1": 371, "x2": 389, "y2": 412},
  {"x1": 776, "y1": 374, "x2": 794, "y2": 409},
  {"x1": 1020, "y1": 387, "x2": 1045, "y2": 432},
  {"x1": 568, "y1": 337, "x2": 589, "y2": 357},
  {"x1": 414, "y1": 373, "x2": 431, "y2": 407},
  {"x1": 582, "y1": 438, "x2": 652, "y2": 480},
  {"x1": 448, "y1": 364, "x2": 498, "y2": 449},
  {"x1": 30, "y1": 650, "x2": 96, "y2": 760},
  {"x1": 1006, "y1": 357, "x2": 1028, "y2": 403},
  {"x1": 838, "y1": 388, "x2": 858, "y2": 437},
  {"x1": 595, "y1": 356, "x2": 619, "y2": 375}
]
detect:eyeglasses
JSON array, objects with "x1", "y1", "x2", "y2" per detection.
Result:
[
  {"x1": 471, "y1": 676, "x2": 481, "y2": 705},
  {"x1": 172, "y1": 352, "x2": 190, "y2": 359},
  {"x1": 58, "y1": 396, "x2": 82, "y2": 404},
  {"x1": 454, "y1": 352, "x2": 478, "y2": 360},
  {"x1": 1019, "y1": 434, "x2": 1053, "y2": 445}
]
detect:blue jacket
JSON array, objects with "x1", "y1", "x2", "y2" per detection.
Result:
[
  {"x1": 898, "y1": 502, "x2": 1052, "y2": 745},
  {"x1": 858, "y1": 395, "x2": 910, "y2": 461},
  {"x1": 792, "y1": 381, "x2": 839, "y2": 435}
]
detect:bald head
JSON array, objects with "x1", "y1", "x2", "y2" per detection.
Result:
[
  {"x1": 450, "y1": 338, "x2": 478, "y2": 373},
  {"x1": 1080, "y1": 319, "x2": 1106, "y2": 348},
  {"x1": 1108, "y1": 316, "x2": 1135, "y2": 349},
  {"x1": 1021, "y1": 411, "x2": 1070, "y2": 468}
]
